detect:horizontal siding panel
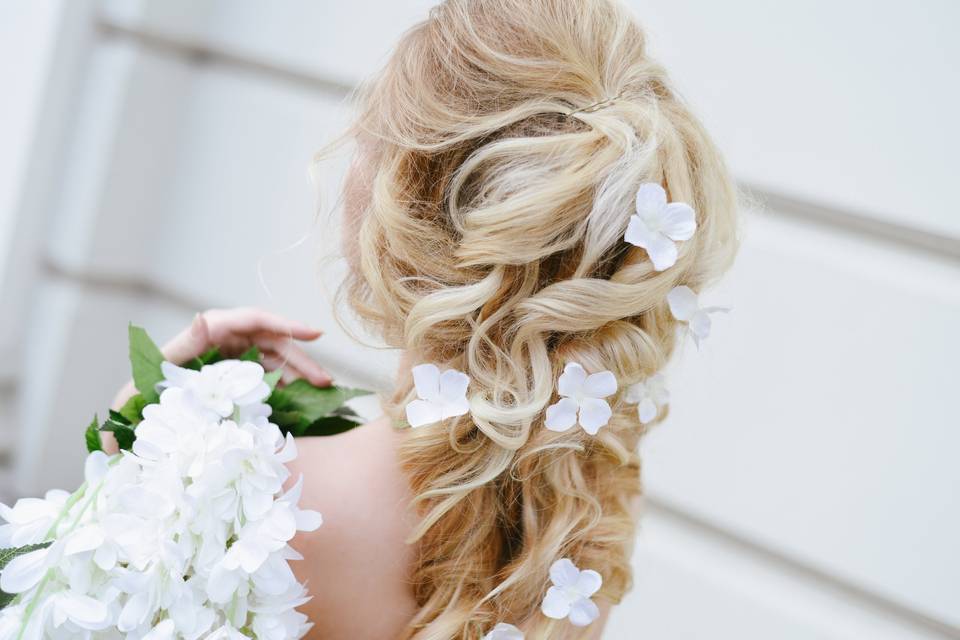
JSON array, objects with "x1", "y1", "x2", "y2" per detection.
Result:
[
  {"x1": 14, "y1": 279, "x2": 194, "y2": 494},
  {"x1": 43, "y1": 44, "x2": 400, "y2": 388},
  {"x1": 643, "y1": 211, "x2": 960, "y2": 626},
  {"x1": 99, "y1": 0, "x2": 436, "y2": 87},
  {"x1": 610, "y1": 506, "x2": 951, "y2": 640},
  {"x1": 100, "y1": 0, "x2": 960, "y2": 238}
]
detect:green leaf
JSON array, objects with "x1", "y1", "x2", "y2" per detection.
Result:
[
  {"x1": 0, "y1": 541, "x2": 52, "y2": 610},
  {"x1": 186, "y1": 347, "x2": 223, "y2": 371},
  {"x1": 263, "y1": 369, "x2": 283, "y2": 392},
  {"x1": 84, "y1": 415, "x2": 102, "y2": 453},
  {"x1": 238, "y1": 346, "x2": 261, "y2": 362},
  {"x1": 108, "y1": 409, "x2": 131, "y2": 426},
  {"x1": 117, "y1": 393, "x2": 148, "y2": 425},
  {"x1": 299, "y1": 415, "x2": 364, "y2": 437},
  {"x1": 268, "y1": 381, "x2": 371, "y2": 424},
  {"x1": 270, "y1": 410, "x2": 312, "y2": 437},
  {"x1": 128, "y1": 324, "x2": 165, "y2": 404},
  {"x1": 100, "y1": 420, "x2": 136, "y2": 451}
]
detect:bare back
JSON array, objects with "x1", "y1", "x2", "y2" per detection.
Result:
[{"x1": 286, "y1": 416, "x2": 419, "y2": 639}]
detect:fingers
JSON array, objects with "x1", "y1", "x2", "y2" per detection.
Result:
[
  {"x1": 204, "y1": 308, "x2": 322, "y2": 344},
  {"x1": 123, "y1": 308, "x2": 329, "y2": 403},
  {"x1": 160, "y1": 313, "x2": 214, "y2": 364}
]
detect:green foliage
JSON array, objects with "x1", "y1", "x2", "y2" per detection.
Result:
[
  {"x1": 268, "y1": 380, "x2": 371, "y2": 437},
  {"x1": 84, "y1": 415, "x2": 102, "y2": 453},
  {"x1": 184, "y1": 347, "x2": 223, "y2": 371},
  {"x1": 84, "y1": 326, "x2": 372, "y2": 451},
  {"x1": 0, "y1": 541, "x2": 52, "y2": 610},
  {"x1": 128, "y1": 324, "x2": 165, "y2": 404},
  {"x1": 117, "y1": 394, "x2": 148, "y2": 425},
  {"x1": 238, "y1": 346, "x2": 261, "y2": 362},
  {"x1": 263, "y1": 369, "x2": 282, "y2": 392},
  {"x1": 100, "y1": 413, "x2": 135, "y2": 451},
  {"x1": 298, "y1": 415, "x2": 364, "y2": 437}
]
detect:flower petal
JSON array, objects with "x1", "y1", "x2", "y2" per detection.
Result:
[
  {"x1": 549, "y1": 558, "x2": 580, "y2": 588},
  {"x1": 635, "y1": 182, "x2": 667, "y2": 216},
  {"x1": 54, "y1": 592, "x2": 109, "y2": 630},
  {"x1": 0, "y1": 546, "x2": 50, "y2": 593},
  {"x1": 142, "y1": 619, "x2": 176, "y2": 640},
  {"x1": 578, "y1": 398, "x2": 612, "y2": 435},
  {"x1": 624, "y1": 214, "x2": 656, "y2": 249},
  {"x1": 645, "y1": 232, "x2": 679, "y2": 271},
  {"x1": 440, "y1": 397, "x2": 471, "y2": 421},
  {"x1": 83, "y1": 451, "x2": 110, "y2": 485},
  {"x1": 667, "y1": 286, "x2": 699, "y2": 321},
  {"x1": 438, "y1": 369, "x2": 470, "y2": 404},
  {"x1": 575, "y1": 569, "x2": 603, "y2": 597},
  {"x1": 556, "y1": 363, "x2": 587, "y2": 398},
  {"x1": 405, "y1": 399, "x2": 443, "y2": 428},
  {"x1": 690, "y1": 310, "x2": 713, "y2": 342},
  {"x1": 295, "y1": 509, "x2": 323, "y2": 532},
  {"x1": 637, "y1": 398, "x2": 658, "y2": 424},
  {"x1": 65, "y1": 525, "x2": 103, "y2": 556},
  {"x1": 623, "y1": 382, "x2": 645, "y2": 405},
  {"x1": 583, "y1": 371, "x2": 617, "y2": 399},
  {"x1": 568, "y1": 596, "x2": 600, "y2": 627},
  {"x1": 118, "y1": 590, "x2": 152, "y2": 632},
  {"x1": 544, "y1": 398, "x2": 579, "y2": 432},
  {"x1": 660, "y1": 202, "x2": 697, "y2": 241},
  {"x1": 411, "y1": 364, "x2": 441, "y2": 401},
  {"x1": 540, "y1": 585, "x2": 573, "y2": 619},
  {"x1": 484, "y1": 622, "x2": 525, "y2": 640}
]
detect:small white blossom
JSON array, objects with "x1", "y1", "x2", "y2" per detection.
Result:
[
  {"x1": 667, "y1": 286, "x2": 730, "y2": 348},
  {"x1": 540, "y1": 558, "x2": 602, "y2": 627},
  {"x1": 160, "y1": 359, "x2": 270, "y2": 419},
  {"x1": 625, "y1": 373, "x2": 670, "y2": 424},
  {"x1": 483, "y1": 622, "x2": 524, "y2": 639},
  {"x1": 404, "y1": 363, "x2": 470, "y2": 428},
  {"x1": 624, "y1": 182, "x2": 697, "y2": 271},
  {"x1": 0, "y1": 489, "x2": 70, "y2": 547},
  {"x1": 0, "y1": 359, "x2": 320, "y2": 639},
  {"x1": 544, "y1": 363, "x2": 617, "y2": 435}
]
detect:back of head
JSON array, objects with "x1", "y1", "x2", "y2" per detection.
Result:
[{"x1": 339, "y1": 0, "x2": 739, "y2": 636}]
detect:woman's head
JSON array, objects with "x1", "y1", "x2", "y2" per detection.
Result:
[{"x1": 336, "y1": 0, "x2": 739, "y2": 636}]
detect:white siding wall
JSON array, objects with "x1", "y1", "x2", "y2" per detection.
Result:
[{"x1": 1, "y1": 1, "x2": 957, "y2": 638}]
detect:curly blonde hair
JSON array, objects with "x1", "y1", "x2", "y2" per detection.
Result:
[{"x1": 333, "y1": 0, "x2": 739, "y2": 637}]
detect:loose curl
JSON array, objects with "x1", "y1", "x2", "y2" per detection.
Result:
[{"x1": 331, "y1": 0, "x2": 739, "y2": 637}]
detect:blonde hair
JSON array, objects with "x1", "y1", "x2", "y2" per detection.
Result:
[{"x1": 334, "y1": 0, "x2": 739, "y2": 637}]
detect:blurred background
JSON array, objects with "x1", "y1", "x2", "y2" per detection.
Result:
[{"x1": 1, "y1": 1, "x2": 958, "y2": 638}]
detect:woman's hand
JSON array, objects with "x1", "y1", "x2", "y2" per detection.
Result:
[{"x1": 111, "y1": 308, "x2": 331, "y2": 411}]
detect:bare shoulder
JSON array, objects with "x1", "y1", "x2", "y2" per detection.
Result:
[{"x1": 285, "y1": 416, "x2": 419, "y2": 640}]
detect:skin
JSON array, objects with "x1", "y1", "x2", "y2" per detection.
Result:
[
  {"x1": 108, "y1": 148, "x2": 623, "y2": 636},
  {"x1": 110, "y1": 308, "x2": 617, "y2": 639}
]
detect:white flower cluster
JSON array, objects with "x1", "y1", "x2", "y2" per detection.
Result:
[{"x1": 0, "y1": 360, "x2": 321, "y2": 640}]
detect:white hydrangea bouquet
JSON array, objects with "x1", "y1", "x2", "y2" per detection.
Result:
[{"x1": 0, "y1": 326, "x2": 370, "y2": 639}]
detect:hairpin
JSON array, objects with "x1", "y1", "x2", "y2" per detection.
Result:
[{"x1": 566, "y1": 90, "x2": 625, "y2": 116}]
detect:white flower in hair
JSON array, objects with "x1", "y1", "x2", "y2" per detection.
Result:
[
  {"x1": 405, "y1": 363, "x2": 471, "y2": 428},
  {"x1": 541, "y1": 558, "x2": 602, "y2": 627},
  {"x1": 544, "y1": 363, "x2": 617, "y2": 435},
  {"x1": 624, "y1": 182, "x2": 697, "y2": 271},
  {"x1": 483, "y1": 622, "x2": 525, "y2": 639},
  {"x1": 625, "y1": 373, "x2": 669, "y2": 424},
  {"x1": 667, "y1": 285, "x2": 730, "y2": 348}
]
